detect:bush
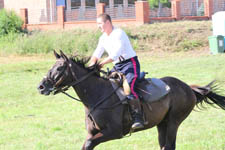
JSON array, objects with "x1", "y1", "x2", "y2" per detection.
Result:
[
  {"x1": 13, "y1": 29, "x2": 101, "y2": 55},
  {"x1": 0, "y1": 9, "x2": 24, "y2": 36}
]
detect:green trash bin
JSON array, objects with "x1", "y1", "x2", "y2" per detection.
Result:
[{"x1": 208, "y1": 35, "x2": 225, "y2": 54}]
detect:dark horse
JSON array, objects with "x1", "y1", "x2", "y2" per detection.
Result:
[{"x1": 38, "y1": 51, "x2": 225, "y2": 150}]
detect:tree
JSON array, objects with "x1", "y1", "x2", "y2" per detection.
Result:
[{"x1": 148, "y1": 0, "x2": 171, "y2": 9}]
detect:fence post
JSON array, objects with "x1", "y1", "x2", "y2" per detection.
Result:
[
  {"x1": 20, "y1": 8, "x2": 28, "y2": 29},
  {"x1": 171, "y1": 0, "x2": 181, "y2": 20},
  {"x1": 0, "y1": 0, "x2": 4, "y2": 8},
  {"x1": 135, "y1": 1, "x2": 149, "y2": 24},
  {"x1": 204, "y1": 0, "x2": 213, "y2": 18},
  {"x1": 97, "y1": 3, "x2": 105, "y2": 17},
  {"x1": 57, "y1": 6, "x2": 65, "y2": 29}
]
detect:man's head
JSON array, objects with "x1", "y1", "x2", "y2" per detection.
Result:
[{"x1": 97, "y1": 13, "x2": 113, "y2": 34}]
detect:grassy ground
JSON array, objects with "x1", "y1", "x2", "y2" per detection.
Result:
[{"x1": 0, "y1": 51, "x2": 225, "y2": 150}]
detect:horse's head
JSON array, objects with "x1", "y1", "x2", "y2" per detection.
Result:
[{"x1": 37, "y1": 50, "x2": 74, "y2": 95}]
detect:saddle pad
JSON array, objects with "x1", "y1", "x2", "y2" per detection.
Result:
[{"x1": 136, "y1": 78, "x2": 170, "y2": 103}]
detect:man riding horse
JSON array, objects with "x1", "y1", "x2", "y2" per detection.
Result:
[{"x1": 88, "y1": 13, "x2": 144, "y2": 130}]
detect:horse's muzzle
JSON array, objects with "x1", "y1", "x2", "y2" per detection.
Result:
[{"x1": 37, "y1": 80, "x2": 53, "y2": 95}]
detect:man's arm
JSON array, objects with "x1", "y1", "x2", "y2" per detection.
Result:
[
  {"x1": 88, "y1": 56, "x2": 99, "y2": 67},
  {"x1": 99, "y1": 57, "x2": 114, "y2": 68}
]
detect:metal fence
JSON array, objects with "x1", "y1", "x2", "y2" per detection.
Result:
[
  {"x1": 149, "y1": 6, "x2": 172, "y2": 17},
  {"x1": 213, "y1": 0, "x2": 225, "y2": 13},
  {"x1": 65, "y1": 7, "x2": 97, "y2": 21},
  {"x1": 105, "y1": 4, "x2": 136, "y2": 19},
  {"x1": 25, "y1": 1, "x2": 225, "y2": 24},
  {"x1": 28, "y1": 8, "x2": 57, "y2": 24},
  {"x1": 180, "y1": 0, "x2": 204, "y2": 17}
]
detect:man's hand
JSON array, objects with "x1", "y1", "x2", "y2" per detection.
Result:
[{"x1": 99, "y1": 62, "x2": 105, "y2": 68}]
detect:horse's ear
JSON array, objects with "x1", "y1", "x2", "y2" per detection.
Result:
[
  {"x1": 60, "y1": 50, "x2": 69, "y2": 61},
  {"x1": 54, "y1": 50, "x2": 61, "y2": 59}
]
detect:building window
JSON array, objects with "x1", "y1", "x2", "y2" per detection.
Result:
[
  {"x1": 86, "y1": 0, "x2": 95, "y2": 7},
  {"x1": 128, "y1": 0, "x2": 136, "y2": 5},
  {"x1": 99, "y1": 0, "x2": 109, "y2": 7},
  {"x1": 114, "y1": 0, "x2": 123, "y2": 7},
  {"x1": 71, "y1": 0, "x2": 81, "y2": 9}
]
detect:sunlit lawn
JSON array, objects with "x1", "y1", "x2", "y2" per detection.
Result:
[{"x1": 0, "y1": 51, "x2": 225, "y2": 150}]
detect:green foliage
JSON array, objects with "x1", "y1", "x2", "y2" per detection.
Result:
[
  {"x1": 177, "y1": 39, "x2": 203, "y2": 51},
  {"x1": 148, "y1": 0, "x2": 171, "y2": 8},
  {"x1": 0, "y1": 9, "x2": 24, "y2": 36},
  {"x1": 0, "y1": 29, "x2": 101, "y2": 55},
  {"x1": 197, "y1": 3, "x2": 205, "y2": 16}
]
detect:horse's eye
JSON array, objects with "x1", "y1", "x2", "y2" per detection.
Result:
[{"x1": 57, "y1": 66, "x2": 64, "y2": 71}]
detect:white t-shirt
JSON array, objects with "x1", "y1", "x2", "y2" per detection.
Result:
[{"x1": 93, "y1": 27, "x2": 136, "y2": 64}]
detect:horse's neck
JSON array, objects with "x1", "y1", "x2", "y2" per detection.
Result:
[
  {"x1": 73, "y1": 76, "x2": 111, "y2": 107},
  {"x1": 71, "y1": 65, "x2": 111, "y2": 107}
]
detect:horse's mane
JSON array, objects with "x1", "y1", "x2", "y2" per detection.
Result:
[
  {"x1": 69, "y1": 55, "x2": 108, "y2": 80},
  {"x1": 70, "y1": 55, "x2": 91, "y2": 69}
]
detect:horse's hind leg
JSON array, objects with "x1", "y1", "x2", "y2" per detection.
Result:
[
  {"x1": 157, "y1": 121, "x2": 167, "y2": 149},
  {"x1": 163, "y1": 121, "x2": 178, "y2": 150},
  {"x1": 157, "y1": 120, "x2": 179, "y2": 150}
]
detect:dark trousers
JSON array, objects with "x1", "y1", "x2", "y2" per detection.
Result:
[{"x1": 111, "y1": 56, "x2": 140, "y2": 99}]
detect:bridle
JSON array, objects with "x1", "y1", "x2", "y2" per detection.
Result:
[
  {"x1": 50, "y1": 60, "x2": 97, "y2": 102},
  {"x1": 47, "y1": 60, "x2": 123, "y2": 116},
  {"x1": 46, "y1": 59, "x2": 124, "y2": 114}
]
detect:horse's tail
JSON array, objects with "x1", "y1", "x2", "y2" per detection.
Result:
[{"x1": 190, "y1": 80, "x2": 225, "y2": 110}]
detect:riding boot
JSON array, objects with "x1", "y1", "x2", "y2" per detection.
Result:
[{"x1": 129, "y1": 98, "x2": 144, "y2": 130}]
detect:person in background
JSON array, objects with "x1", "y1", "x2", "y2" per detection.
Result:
[{"x1": 89, "y1": 13, "x2": 144, "y2": 130}]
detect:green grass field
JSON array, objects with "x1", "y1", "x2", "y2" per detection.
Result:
[{"x1": 0, "y1": 51, "x2": 225, "y2": 150}]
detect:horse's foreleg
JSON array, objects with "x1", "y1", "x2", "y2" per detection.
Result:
[
  {"x1": 82, "y1": 133, "x2": 93, "y2": 150},
  {"x1": 84, "y1": 127, "x2": 123, "y2": 150}
]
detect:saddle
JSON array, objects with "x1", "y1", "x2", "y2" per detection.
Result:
[{"x1": 109, "y1": 72, "x2": 170, "y2": 104}]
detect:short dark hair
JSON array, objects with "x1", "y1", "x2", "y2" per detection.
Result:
[{"x1": 97, "y1": 13, "x2": 112, "y2": 23}]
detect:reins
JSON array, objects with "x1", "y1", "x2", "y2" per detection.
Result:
[
  {"x1": 53, "y1": 68, "x2": 97, "y2": 102},
  {"x1": 89, "y1": 85, "x2": 122, "y2": 114},
  {"x1": 52, "y1": 61, "x2": 123, "y2": 112}
]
